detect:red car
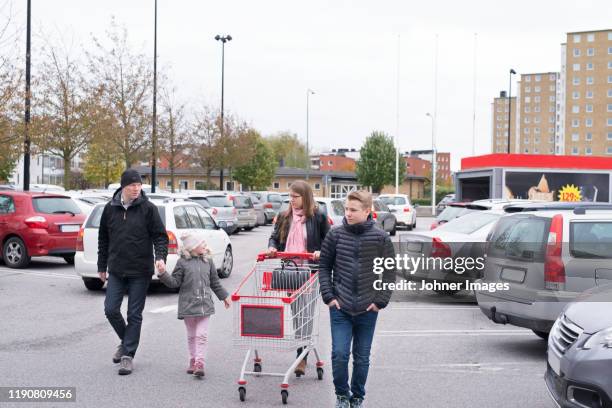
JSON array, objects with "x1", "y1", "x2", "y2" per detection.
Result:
[{"x1": 0, "y1": 191, "x2": 86, "y2": 268}]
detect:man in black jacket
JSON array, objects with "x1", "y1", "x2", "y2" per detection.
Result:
[
  {"x1": 98, "y1": 169, "x2": 168, "y2": 375},
  {"x1": 318, "y1": 190, "x2": 395, "y2": 408}
]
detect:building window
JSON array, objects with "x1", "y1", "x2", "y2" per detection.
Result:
[
  {"x1": 586, "y1": 147, "x2": 593, "y2": 155},
  {"x1": 549, "y1": 128, "x2": 555, "y2": 134},
  {"x1": 572, "y1": 119, "x2": 580, "y2": 127},
  {"x1": 524, "y1": 76, "x2": 531, "y2": 82},
  {"x1": 586, "y1": 90, "x2": 594, "y2": 98},
  {"x1": 534, "y1": 106, "x2": 541, "y2": 113},
  {"x1": 608, "y1": 118, "x2": 612, "y2": 127},
  {"x1": 587, "y1": 76, "x2": 594, "y2": 85},
  {"x1": 549, "y1": 136, "x2": 555, "y2": 143},
  {"x1": 524, "y1": 128, "x2": 530, "y2": 134},
  {"x1": 586, "y1": 132, "x2": 593, "y2": 141},
  {"x1": 524, "y1": 96, "x2": 530, "y2": 103},
  {"x1": 287, "y1": 182, "x2": 292, "y2": 188},
  {"x1": 587, "y1": 48, "x2": 595, "y2": 56},
  {"x1": 572, "y1": 133, "x2": 580, "y2": 141},
  {"x1": 273, "y1": 182, "x2": 280, "y2": 189},
  {"x1": 573, "y1": 48, "x2": 581, "y2": 57},
  {"x1": 535, "y1": 74, "x2": 541, "y2": 82},
  {"x1": 166, "y1": 180, "x2": 172, "y2": 188},
  {"x1": 534, "y1": 96, "x2": 541, "y2": 103},
  {"x1": 587, "y1": 33, "x2": 595, "y2": 42},
  {"x1": 180, "y1": 180, "x2": 189, "y2": 191},
  {"x1": 525, "y1": 86, "x2": 531, "y2": 93},
  {"x1": 609, "y1": 47, "x2": 612, "y2": 55},
  {"x1": 609, "y1": 61, "x2": 612, "y2": 69},
  {"x1": 609, "y1": 76, "x2": 612, "y2": 84},
  {"x1": 328, "y1": 160, "x2": 333, "y2": 166},
  {"x1": 534, "y1": 117, "x2": 541, "y2": 124},
  {"x1": 549, "y1": 116, "x2": 556, "y2": 123},
  {"x1": 524, "y1": 106, "x2": 531, "y2": 113},
  {"x1": 573, "y1": 77, "x2": 580, "y2": 85},
  {"x1": 586, "y1": 118, "x2": 593, "y2": 127},
  {"x1": 573, "y1": 34, "x2": 581, "y2": 43},
  {"x1": 314, "y1": 183, "x2": 320, "y2": 190},
  {"x1": 534, "y1": 128, "x2": 540, "y2": 134},
  {"x1": 572, "y1": 105, "x2": 580, "y2": 113},
  {"x1": 608, "y1": 132, "x2": 612, "y2": 140},
  {"x1": 609, "y1": 33, "x2": 612, "y2": 40},
  {"x1": 609, "y1": 89, "x2": 612, "y2": 97},
  {"x1": 572, "y1": 147, "x2": 579, "y2": 155},
  {"x1": 524, "y1": 148, "x2": 529, "y2": 153},
  {"x1": 572, "y1": 91, "x2": 580, "y2": 99},
  {"x1": 586, "y1": 104, "x2": 593, "y2": 112},
  {"x1": 549, "y1": 74, "x2": 556, "y2": 81},
  {"x1": 587, "y1": 62, "x2": 594, "y2": 70},
  {"x1": 534, "y1": 86, "x2": 541, "y2": 93},
  {"x1": 524, "y1": 117, "x2": 530, "y2": 124},
  {"x1": 573, "y1": 63, "x2": 580, "y2": 71},
  {"x1": 608, "y1": 147, "x2": 612, "y2": 155},
  {"x1": 549, "y1": 106, "x2": 555, "y2": 112},
  {"x1": 534, "y1": 148, "x2": 539, "y2": 154},
  {"x1": 549, "y1": 85, "x2": 556, "y2": 91},
  {"x1": 608, "y1": 104, "x2": 612, "y2": 112}
]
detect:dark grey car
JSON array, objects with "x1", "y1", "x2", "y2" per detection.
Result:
[
  {"x1": 372, "y1": 199, "x2": 396, "y2": 236},
  {"x1": 248, "y1": 192, "x2": 283, "y2": 224},
  {"x1": 545, "y1": 284, "x2": 612, "y2": 408}
]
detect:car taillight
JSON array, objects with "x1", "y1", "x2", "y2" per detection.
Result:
[
  {"x1": 430, "y1": 222, "x2": 438, "y2": 230},
  {"x1": 431, "y1": 237, "x2": 451, "y2": 258},
  {"x1": 25, "y1": 216, "x2": 48, "y2": 229},
  {"x1": 212, "y1": 208, "x2": 218, "y2": 216},
  {"x1": 403, "y1": 207, "x2": 411, "y2": 212},
  {"x1": 264, "y1": 203, "x2": 273, "y2": 209},
  {"x1": 328, "y1": 216, "x2": 333, "y2": 226},
  {"x1": 167, "y1": 230, "x2": 178, "y2": 255},
  {"x1": 76, "y1": 227, "x2": 84, "y2": 251},
  {"x1": 372, "y1": 212, "x2": 378, "y2": 219},
  {"x1": 545, "y1": 214, "x2": 565, "y2": 290}
]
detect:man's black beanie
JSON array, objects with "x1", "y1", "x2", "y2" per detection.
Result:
[{"x1": 120, "y1": 169, "x2": 142, "y2": 188}]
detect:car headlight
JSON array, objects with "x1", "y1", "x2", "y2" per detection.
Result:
[{"x1": 583, "y1": 327, "x2": 612, "y2": 349}]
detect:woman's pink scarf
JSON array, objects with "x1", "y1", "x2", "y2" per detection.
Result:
[{"x1": 285, "y1": 208, "x2": 307, "y2": 253}]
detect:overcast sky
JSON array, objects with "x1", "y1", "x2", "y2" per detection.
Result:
[{"x1": 4, "y1": 0, "x2": 612, "y2": 170}]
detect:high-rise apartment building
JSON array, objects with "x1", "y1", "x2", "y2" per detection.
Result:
[{"x1": 491, "y1": 92, "x2": 516, "y2": 153}]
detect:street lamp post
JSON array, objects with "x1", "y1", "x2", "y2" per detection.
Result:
[
  {"x1": 23, "y1": 0, "x2": 32, "y2": 191},
  {"x1": 215, "y1": 34, "x2": 232, "y2": 191},
  {"x1": 151, "y1": 0, "x2": 158, "y2": 193},
  {"x1": 507, "y1": 68, "x2": 516, "y2": 153},
  {"x1": 306, "y1": 88, "x2": 315, "y2": 180},
  {"x1": 426, "y1": 112, "x2": 436, "y2": 216}
]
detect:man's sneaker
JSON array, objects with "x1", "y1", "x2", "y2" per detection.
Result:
[
  {"x1": 351, "y1": 397, "x2": 364, "y2": 408},
  {"x1": 112, "y1": 345, "x2": 123, "y2": 364},
  {"x1": 118, "y1": 356, "x2": 133, "y2": 375},
  {"x1": 193, "y1": 361, "x2": 204, "y2": 377},
  {"x1": 187, "y1": 358, "x2": 195, "y2": 374},
  {"x1": 335, "y1": 396, "x2": 351, "y2": 408}
]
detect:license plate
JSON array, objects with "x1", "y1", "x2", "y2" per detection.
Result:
[
  {"x1": 240, "y1": 210, "x2": 248, "y2": 214},
  {"x1": 60, "y1": 224, "x2": 80, "y2": 233},
  {"x1": 548, "y1": 349, "x2": 561, "y2": 376}
]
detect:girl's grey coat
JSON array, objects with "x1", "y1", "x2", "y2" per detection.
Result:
[{"x1": 158, "y1": 257, "x2": 229, "y2": 319}]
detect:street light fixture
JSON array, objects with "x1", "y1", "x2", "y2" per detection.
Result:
[
  {"x1": 306, "y1": 88, "x2": 315, "y2": 180},
  {"x1": 426, "y1": 112, "x2": 436, "y2": 216},
  {"x1": 215, "y1": 34, "x2": 232, "y2": 191},
  {"x1": 507, "y1": 68, "x2": 516, "y2": 153}
]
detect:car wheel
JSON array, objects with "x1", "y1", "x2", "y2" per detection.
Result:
[
  {"x1": 83, "y1": 277, "x2": 104, "y2": 291},
  {"x1": 218, "y1": 246, "x2": 233, "y2": 278},
  {"x1": 532, "y1": 330, "x2": 549, "y2": 340},
  {"x1": 406, "y1": 221, "x2": 413, "y2": 231},
  {"x1": 433, "y1": 289, "x2": 460, "y2": 296},
  {"x1": 244, "y1": 226, "x2": 254, "y2": 231},
  {"x1": 3, "y1": 237, "x2": 31, "y2": 268},
  {"x1": 63, "y1": 255, "x2": 75, "y2": 265},
  {"x1": 390, "y1": 222, "x2": 397, "y2": 236}
]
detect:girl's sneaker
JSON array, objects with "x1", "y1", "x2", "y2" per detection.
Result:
[
  {"x1": 193, "y1": 361, "x2": 205, "y2": 377},
  {"x1": 187, "y1": 358, "x2": 195, "y2": 374}
]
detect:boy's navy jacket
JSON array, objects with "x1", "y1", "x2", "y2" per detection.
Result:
[
  {"x1": 318, "y1": 217, "x2": 396, "y2": 316},
  {"x1": 97, "y1": 189, "x2": 168, "y2": 277},
  {"x1": 158, "y1": 257, "x2": 229, "y2": 319}
]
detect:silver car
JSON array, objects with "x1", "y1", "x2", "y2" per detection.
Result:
[
  {"x1": 477, "y1": 204, "x2": 612, "y2": 339},
  {"x1": 228, "y1": 194, "x2": 257, "y2": 231},
  {"x1": 247, "y1": 192, "x2": 283, "y2": 224},
  {"x1": 545, "y1": 284, "x2": 612, "y2": 408}
]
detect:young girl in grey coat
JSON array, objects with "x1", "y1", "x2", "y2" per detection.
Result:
[{"x1": 157, "y1": 232, "x2": 231, "y2": 377}]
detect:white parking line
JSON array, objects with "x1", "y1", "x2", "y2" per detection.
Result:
[
  {"x1": 149, "y1": 305, "x2": 178, "y2": 314},
  {"x1": 0, "y1": 269, "x2": 80, "y2": 280},
  {"x1": 378, "y1": 329, "x2": 532, "y2": 337}
]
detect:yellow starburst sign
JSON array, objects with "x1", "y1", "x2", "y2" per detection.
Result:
[{"x1": 558, "y1": 184, "x2": 582, "y2": 202}]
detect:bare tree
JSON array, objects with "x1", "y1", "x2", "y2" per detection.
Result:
[
  {"x1": 193, "y1": 106, "x2": 222, "y2": 184},
  {"x1": 87, "y1": 19, "x2": 152, "y2": 169}
]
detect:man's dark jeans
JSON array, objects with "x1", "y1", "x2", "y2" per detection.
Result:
[
  {"x1": 104, "y1": 273, "x2": 150, "y2": 358},
  {"x1": 329, "y1": 307, "x2": 378, "y2": 400}
]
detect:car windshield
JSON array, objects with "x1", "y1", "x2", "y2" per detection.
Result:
[
  {"x1": 437, "y1": 206, "x2": 474, "y2": 222},
  {"x1": 206, "y1": 196, "x2": 232, "y2": 207},
  {"x1": 232, "y1": 196, "x2": 253, "y2": 208},
  {"x1": 268, "y1": 194, "x2": 282, "y2": 203},
  {"x1": 437, "y1": 211, "x2": 500, "y2": 234},
  {"x1": 379, "y1": 196, "x2": 406, "y2": 205},
  {"x1": 188, "y1": 197, "x2": 211, "y2": 208},
  {"x1": 488, "y1": 215, "x2": 548, "y2": 261},
  {"x1": 33, "y1": 197, "x2": 82, "y2": 214},
  {"x1": 570, "y1": 222, "x2": 612, "y2": 259}
]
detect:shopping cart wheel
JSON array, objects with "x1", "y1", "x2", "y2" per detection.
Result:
[
  {"x1": 317, "y1": 367, "x2": 324, "y2": 380},
  {"x1": 254, "y1": 363, "x2": 262, "y2": 373},
  {"x1": 238, "y1": 387, "x2": 246, "y2": 402},
  {"x1": 281, "y1": 390, "x2": 288, "y2": 405}
]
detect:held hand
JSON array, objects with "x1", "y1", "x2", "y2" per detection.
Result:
[
  {"x1": 266, "y1": 247, "x2": 278, "y2": 256},
  {"x1": 366, "y1": 303, "x2": 380, "y2": 312},
  {"x1": 155, "y1": 259, "x2": 166, "y2": 274},
  {"x1": 98, "y1": 271, "x2": 107, "y2": 283},
  {"x1": 328, "y1": 299, "x2": 340, "y2": 309},
  {"x1": 313, "y1": 251, "x2": 321, "y2": 261},
  {"x1": 223, "y1": 297, "x2": 232, "y2": 309}
]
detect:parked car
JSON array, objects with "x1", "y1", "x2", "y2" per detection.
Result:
[
  {"x1": 435, "y1": 193, "x2": 456, "y2": 215},
  {"x1": 246, "y1": 192, "x2": 283, "y2": 224},
  {"x1": 276, "y1": 198, "x2": 343, "y2": 227},
  {"x1": 179, "y1": 193, "x2": 239, "y2": 235},
  {"x1": 378, "y1": 193, "x2": 417, "y2": 231},
  {"x1": 245, "y1": 194, "x2": 266, "y2": 226},
  {"x1": 545, "y1": 284, "x2": 612, "y2": 408},
  {"x1": 228, "y1": 194, "x2": 257, "y2": 231},
  {"x1": 477, "y1": 203, "x2": 612, "y2": 339},
  {"x1": 399, "y1": 209, "x2": 503, "y2": 295},
  {"x1": 62, "y1": 191, "x2": 109, "y2": 216},
  {"x1": 75, "y1": 200, "x2": 233, "y2": 291},
  {"x1": 372, "y1": 199, "x2": 397, "y2": 236},
  {"x1": 0, "y1": 191, "x2": 86, "y2": 268}
]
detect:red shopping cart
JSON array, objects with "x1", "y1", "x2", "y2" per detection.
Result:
[{"x1": 232, "y1": 252, "x2": 324, "y2": 404}]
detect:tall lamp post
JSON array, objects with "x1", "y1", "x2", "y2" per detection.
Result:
[
  {"x1": 23, "y1": 0, "x2": 32, "y2": 191},
  {"x1": 507, "y1": 68, "x2": 516, "y2": 153},
  {"x1": 306, "y1": 88, "x2": 315, "y2": 180},
  {"x1": 151, "y1": 0, "x2": 158, "y2": 193},
  {"x1": 215, "y1": 34, "x2": 232, "y2": 191},
  {"x1": 426, "y1": 112, "x2": 436, "y2": 216}
]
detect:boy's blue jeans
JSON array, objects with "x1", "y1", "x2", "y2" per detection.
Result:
[
  {"x1": 104, "y1": 273, "x2": 150, "y2": 358},
  {"x1": 329, "y1": 307, "x2": 378, "y2": 400}
]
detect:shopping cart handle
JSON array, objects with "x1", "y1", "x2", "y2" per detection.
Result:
[{"x1": 257, "y1": 252, "x2": 315, "y2": 261}]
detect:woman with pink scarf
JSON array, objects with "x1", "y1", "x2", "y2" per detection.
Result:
[{"x1": 267, "y1": 180, "x2": 330, "y2": 376}]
